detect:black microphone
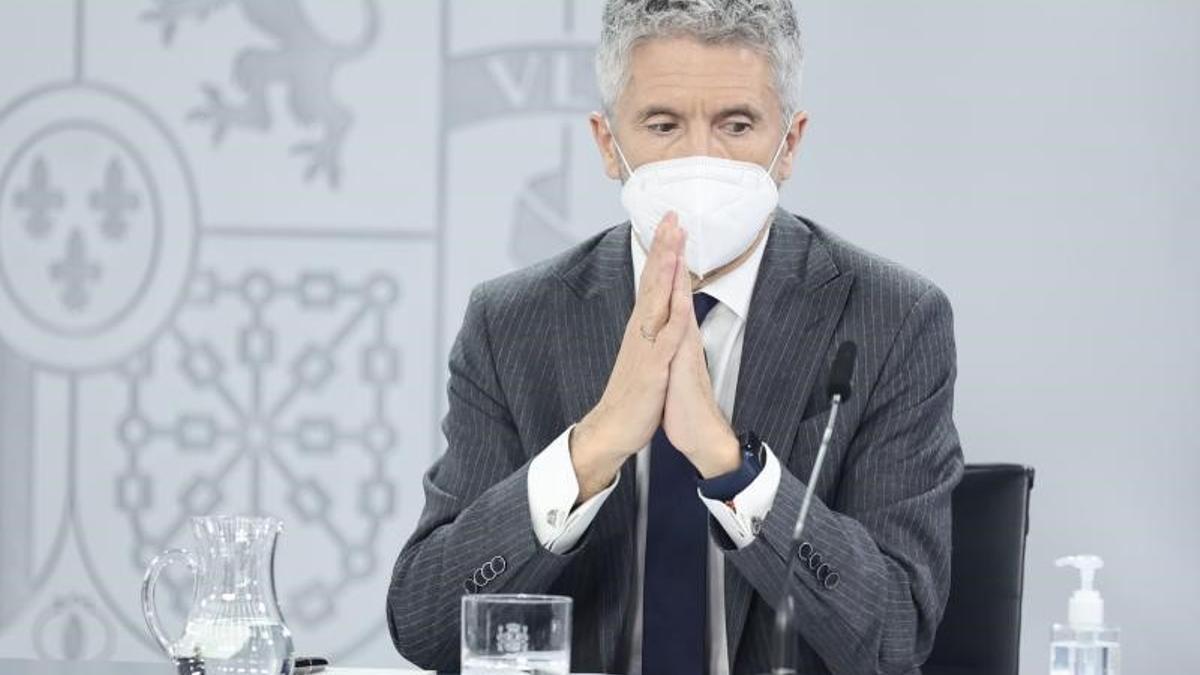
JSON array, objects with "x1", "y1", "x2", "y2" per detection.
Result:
[
  {"x1": 771, "y1": 341, "x2": 858, "y2": 674},
  {"x1": 827, "y1": 341, "x2": 856, "y2": 402}
]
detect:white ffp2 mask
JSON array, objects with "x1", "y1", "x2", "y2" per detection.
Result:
[{"x1": 610, "y1": 122, "x2": 788, "y2": 278}]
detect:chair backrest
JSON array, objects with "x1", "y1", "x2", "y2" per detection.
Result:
[{"x1": 924, "y1": 464, "x2": 1035, "y2": 675}]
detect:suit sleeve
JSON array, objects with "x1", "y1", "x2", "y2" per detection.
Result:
[
  {"x1": 385, "y1": 284, "x2": 587, "y2": 670},
  {"x1": 719, "y1": 285, "x2": 964, "y2": 675}
]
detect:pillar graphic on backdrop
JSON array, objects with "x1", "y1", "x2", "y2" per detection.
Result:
[
  {"x1": 438, "y1": 0, "x2": 606, "y2": 419},
  {"x1": 509, "y1": 126, "x2": 581, "y2": 268},
  {"x1": 0, "y1": 345, "x2": 36, "y2": 635}
]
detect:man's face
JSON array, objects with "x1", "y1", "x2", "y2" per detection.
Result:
[{"x1": 591, "y1": 36, "x2": 807, "y2": 183}]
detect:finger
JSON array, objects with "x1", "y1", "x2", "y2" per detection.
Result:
[
  {"x1": 673, "y1": 234, "x2": 693, "y2": 326},
  {"x1": 669, "y1": 213, "x2": 686, "y2": 258},
  {"x1": 636, "y1": 213, "x2": 679, "y2": 331},
  {"x1": 652, "y1": 210, "x2": 677, "y2": 253},
  {"x1": 657, "y1": 231, "x2": 694, "y2": 349},
  {"x1": 637, "y1": 212, "x2": 677, "y2": 302},
  {"x1": 639, "y1": 251, "x2": 676, "y2": 334},
  {"x1": 667, "y1": 334, "x2": 700, "y2": 390}
]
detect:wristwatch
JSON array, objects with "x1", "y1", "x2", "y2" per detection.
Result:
[{"x1": 698, "y1": 430, "x2": 765, "y2": 502}]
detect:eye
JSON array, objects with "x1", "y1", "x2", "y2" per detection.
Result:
[
  {"x1": 646, "y1": 121, "x2": 678, "y2": 135},
  {"x1": 723, "y1": 121, "x2": 753, "y2": 135}
]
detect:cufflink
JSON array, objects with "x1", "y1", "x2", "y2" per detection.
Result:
[
  {"x1": 547, "y1": 509, "x2": 562, "y2": 527},
  {"x1": 750, "y1": 516, "x2": 764, "y2": 536}
]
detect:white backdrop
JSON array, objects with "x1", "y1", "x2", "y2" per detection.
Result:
[{"x1": 0, "y1": 2, "x2": 1197, "y2": 673}]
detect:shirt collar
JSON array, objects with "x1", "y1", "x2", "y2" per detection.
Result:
[{"x1": 630, "y1": 226, "x2": 769, "y2": 321}]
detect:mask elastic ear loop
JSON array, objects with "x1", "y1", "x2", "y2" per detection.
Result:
[
  {"x1": 607, "y1": 116, "x2": 652, "y2": 256},
  {"x1": 605, "y1": 117, "x2": 635, "y2": 179},
  {"x1": 766, "y1": 128, "x2": 789, "y2": 176}
]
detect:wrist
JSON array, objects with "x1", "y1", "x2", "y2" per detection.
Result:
[
  {"x1": 692, "y1": 427, "x2": 740, "y2": 479},
  {"x1": 569, "y1": 417, "x2": 623, "y2": 502},
  {"x1": 698, "y1": 430, "x2": 765, "y2": 501}
]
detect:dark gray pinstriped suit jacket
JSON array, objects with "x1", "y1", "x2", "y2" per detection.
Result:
[{"x1": 387, "y1": 208, "x2": 964, "y2": 674}]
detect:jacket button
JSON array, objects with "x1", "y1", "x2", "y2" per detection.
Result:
[
  {"x1": 797, "y1": 542, "x2": 814, "y2": 561},
  {"x1": 816, "y1": 563, "x2": 832, "y2": 582},
  {"x1": 807, "y1": 552, "x2": 823, "y2": 571},
  {"x1": 823, "y1": 572, "x2": 841, "y2": 590},
  {"x1": 491, "y1": 555, "x2": 507, "y2": 573}
]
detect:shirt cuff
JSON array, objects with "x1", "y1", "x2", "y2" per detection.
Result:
[
  {"x1": 698, "y1": 441, "x2": 781, "y2": 549},
  {"x1": 527, "y1": 424, "x2": 619, "y2": 553}
]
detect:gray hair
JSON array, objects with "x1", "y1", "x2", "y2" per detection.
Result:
[{"x1": 596, "y1": 0, "x2": 804, "y2": 122}]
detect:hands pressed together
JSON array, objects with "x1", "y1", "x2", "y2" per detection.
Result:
[{"x1": 569, "y1": 213, "x2": 741, "y2": 503}]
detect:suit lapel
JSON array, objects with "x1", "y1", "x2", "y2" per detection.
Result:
[
  {"x1": 553, "y1": 223, "x2": 634, "y2": 431},
  {"x1": 724, "y1": 209, "x2": 855, "y2": 665}
]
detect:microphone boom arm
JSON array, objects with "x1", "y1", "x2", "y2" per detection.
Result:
[{"x1": 771, "y1": 336, "x2": 856, "y2": 674}]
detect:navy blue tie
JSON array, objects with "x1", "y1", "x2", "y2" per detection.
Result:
[{"x1": 643, "y1": 292, "x2": 719, "y2": 675}]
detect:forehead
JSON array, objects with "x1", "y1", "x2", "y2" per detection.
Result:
[{"x1": 621, "y1": 36, "x2": 776, "y2": 113}]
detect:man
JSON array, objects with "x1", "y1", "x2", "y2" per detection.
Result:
[{"x1": 387, "y1": 1, "x2": 963, "y2": 673}]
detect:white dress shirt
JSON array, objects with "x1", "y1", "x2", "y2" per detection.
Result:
[{"x1": 526, "y1": 229, "x2": 782, "y2": 675}]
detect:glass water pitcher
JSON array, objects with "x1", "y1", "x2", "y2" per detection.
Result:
[{"x1": 142, "y1": 515, "x2": 294, "y2": 674}]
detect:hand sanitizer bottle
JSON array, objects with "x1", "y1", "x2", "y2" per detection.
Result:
[{"x1": 1050, "y1": 555, "x2": 1120, "y2": 675}]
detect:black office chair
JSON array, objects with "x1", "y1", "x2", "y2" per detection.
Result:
[{"x1": 924, "y1": 464, "x2": 1035, "y2": 675}]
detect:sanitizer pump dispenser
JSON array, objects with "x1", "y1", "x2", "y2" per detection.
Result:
[{"x1": 1050, "y1": 555, "x2": 1120, "y2": 675}]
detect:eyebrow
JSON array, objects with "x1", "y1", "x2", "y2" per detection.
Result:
[
  {"x1": 634, "y1": 104, "x2": 765, "y2": 124},
  {"x1": 635, "y1": 105, "x2": 682, "y2": 123},
  {"x1": 714, "y1": 105, "x2": 765, "y2": 123}
]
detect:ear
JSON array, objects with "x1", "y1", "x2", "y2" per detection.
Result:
[
  {"x1": 589, "y1": 111, "x2": 625, "y2": 181},
  {"x1": 773, "y1": 110, "x2": 809, "y2": 182}
]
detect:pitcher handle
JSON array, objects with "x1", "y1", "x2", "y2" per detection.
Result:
[{"x1": 141, "y1": 548, "x2": 200, "y2": 655}]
